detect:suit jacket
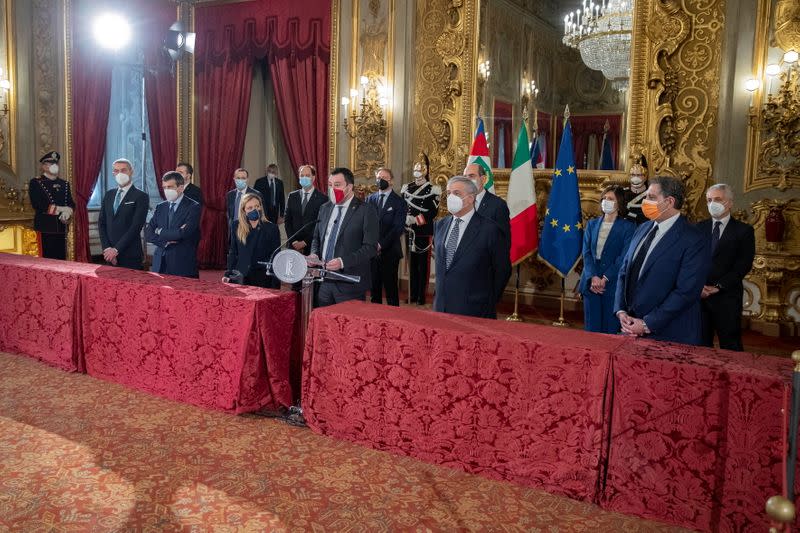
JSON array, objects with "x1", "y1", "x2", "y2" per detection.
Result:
[
  {"x1": 433, "y1": 212, "x2": 511, "y2": 319},
  {"x1": 284, "y1": 188, "x2": 328, "y2": 255},
  {"x1": 253, "y1": 176, "x2": 286, "y2": 222},
  {"x1": 579, "y1": 216, "x2": 636, "y2": 294},
  {"x1": 145, "y1": 196, "x2": 201, "y2": 278},
  {"x1": 226, "y1": 187, "x2": 262, "y2": 226},
  {"x1": 183, "y1": 183, "x2": 203, "y2": 207},
  {"x1": 310, "y1": 197, "x2": 379, "y2": 295},
  {"x1": 367, "y1": 190, "x2": 407, "y2": 260},
  {"x1": 696, "y1": 217, "x2": 755, "y2": 299},
  {"x1": 476, "y1": 191, "x2": 511, "y2": 246},
  {"x1": 227, "y1": 220, "x2": 281, "y2": 288},
  {"x1": 614, "y1": 216, "x2": 710, "y2": 345},
  {"x1": 98, "y1": 185, "x2": 149, "y2": 266}
]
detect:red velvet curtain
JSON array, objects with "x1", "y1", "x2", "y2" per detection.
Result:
[
  {"x1": 70, "y1": 0, "x2": 113, "y2": 262},
  {"x1": 143, "y1": 0, "x2": 178, "y2": 198},
  {"x1": 556, "y1": 114, "x2": 622, "y2": 169},
  {"x1": 195, "y1": 0, "x2": 331, "y2": 268}
]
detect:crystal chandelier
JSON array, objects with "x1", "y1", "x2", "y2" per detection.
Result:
[{"x1": 562, "y1": 0, "x2": 634, "y2": 91}]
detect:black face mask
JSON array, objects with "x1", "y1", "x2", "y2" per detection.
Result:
[{"x1": 377, "y1": 178, "x2": 390, "y2": 191}]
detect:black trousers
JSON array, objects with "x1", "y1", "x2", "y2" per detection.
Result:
[
  {"x1": 316, "y1": 280, "x2": 366, "y2": 308},
  {"x1": 370, "y1": 254, "x2": 400, "y2": 306},
  {"x1": 408, "y1": 235, "x2": 432, "y2": 304},
  {"x1": 701, "y1": 292, "x2": 744, "y2": 351},
  {"x1": 40, "y1": 232, "x2": 66, "y2": 260}
]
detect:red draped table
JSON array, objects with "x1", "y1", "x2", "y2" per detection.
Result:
[
  {"x1": 302, "y1": 301, "x2": 793, "y2": 532},
  {"x1": 0, "y1": 253, "x2": 297, "y2": 413}
]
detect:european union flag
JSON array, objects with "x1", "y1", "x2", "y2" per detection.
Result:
[{"x1": 538, "y1": 116, "x2": 583, "y2": 277}]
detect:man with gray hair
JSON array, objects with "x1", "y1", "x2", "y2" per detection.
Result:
[
  {"x1": 433, "y1": 175, "x2": 511, "y2": 318},
  {"x1": 98, "y1": 158, "x2": 149, "y2": 269},
  {"x1": 697, "y1": 183, "x2": 755, "y2": 350}
]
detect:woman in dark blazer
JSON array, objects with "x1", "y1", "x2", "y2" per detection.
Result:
[
  {"x1": 580, "y1": 185, "x2": 636, "y2": 333},
  {"x1": 223, "y1": 193, "x2": 281, "y2": 289}
]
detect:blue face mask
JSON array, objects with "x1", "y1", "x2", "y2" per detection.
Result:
[
  {"x1": 246, "y1": 209, "x2": 261, "y2": 221},
  {"x1": 234, "y1": 179, "x2": 247, "y2": 191},
  {"x1": 299, "y1": 176, "x2": 313, "y2": 188}
]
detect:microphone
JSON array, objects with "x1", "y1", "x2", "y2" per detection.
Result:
[{"x1": 266, "y1": 219, "x2": 318, "y2": 267}]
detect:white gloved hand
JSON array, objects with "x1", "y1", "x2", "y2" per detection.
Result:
[
  {"x1": 405, "y1": 215, "x2": 416, "y2": 226},
  {"x1": 58, "y1": 206, "x2": 73, "y2": 223}
]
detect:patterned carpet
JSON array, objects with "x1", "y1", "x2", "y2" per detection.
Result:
[{"x1": 0, "y1": 352, "x2": 692, "y2": 532}]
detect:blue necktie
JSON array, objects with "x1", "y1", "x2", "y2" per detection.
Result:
[
  {"x1": 113, "y1": 189, "x2": 123, "y2": 214},
  {"x1": 168, "y1": 202, "x2": 176, "y2": 227},
  {"x1": 711, "y1": 221, "x2": 721, "y2": 254},
  {"x1": 445, "y1": 218, "x2": 462, "y2": 270},
  {"x1": 380, "y1": 194, "x2": 387, "y2": 210},
  {"x1": 625, "y1": 224, "x2": 659, "y2": 309},
  {"x1": 323, "y1": 206, "x2": 344, "y2": 262}
]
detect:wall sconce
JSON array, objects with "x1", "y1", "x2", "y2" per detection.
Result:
[
  {"x1": 744, "y1": 48, "x2": 799, "y2": 190},
  {"x1": 340, "y1": 74, "x2": 390, "y2": 173},
  {"x1": 521, "y1": 77, "x2": 539, "y2": 120},
  {"x1": 0, "y1": 67, "x2": 10, "y2": 117}
]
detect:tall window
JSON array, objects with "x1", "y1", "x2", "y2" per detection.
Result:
[{"x1": 88, "y1": 51, "x2": 161, "y2": 210}]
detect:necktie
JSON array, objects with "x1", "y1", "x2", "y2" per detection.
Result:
[
  {"x1": 270, "y1": 179, "x2": 276, "y2": 206},
  {"x1": 168, "y1": 202, "x2": 176, "y2": 227},
  {"x1": 301, "y1": 191, "x2": 309, "y2": 214},
  {"x1": 380, "y1": 194, "x2": 387, "y2": 210},
  {"x1": 445, "y1": 218, "x2": 462, "y2": 270},
  {"x1": 625, "y1": 224, "x2": 659, "y2": 309},
  {"x1": 711, "y1": 220, "x2": 721, "y2": 254},
  {"x1": 113, "y1": 189, "x2": 123, "y2": 214},
  {"x1": 323, "y1": 206, "x2": 344, "y2": 262},
  {"x1": 234, "y1": 191, "x2": 242, "y2": 219}
]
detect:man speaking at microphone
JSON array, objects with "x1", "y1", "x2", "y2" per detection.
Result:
[{"x1": 308, "y1": 167, "x2": 379, "y2": 307}]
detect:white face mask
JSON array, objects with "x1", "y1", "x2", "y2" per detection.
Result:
[
  {"x1": 115, "y1": 173, "x2": 130, "y2": 187},
  {"x1": 707, "y1": 200, "x2": 726, "y2": 219},
  {"x1": 413, "y1": 170, "x2": 423, "y2": 179},
  {"x1": 48, "y1": 164, "x2": 59, "y2": 175},
  {"x1": 163, "y1": 189, "x2": 179, "y2": 202},
  {"x1": 601, "y1": 199, "x2": 617, "y2": 214},
  {"x1": 447, "y1": 194, "x2": 465, "y2": 215}
]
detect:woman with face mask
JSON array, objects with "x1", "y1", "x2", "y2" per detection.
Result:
[
  {"x1": 578, "y1": 185, "x2": 636, "y2": 333},
  {"x1": 222, "y1": 193, "x2": 281, "y2": 289}
]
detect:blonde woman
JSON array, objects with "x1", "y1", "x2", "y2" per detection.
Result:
[{"x1": 222, "y1": 193, "x2": 280, "y2": 288}]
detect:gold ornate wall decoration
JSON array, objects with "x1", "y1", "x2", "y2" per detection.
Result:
[
  {"x1": 745, "y1": 198, "x2": 800, "y2": 336},
  {"x1": 177, "y1": 1, "x2": 194, "y2": 166},
  {"x1": 774, "y1": 0, "x2": 800, "y2": 52},
  {"x1": 32, "y1": 0, "x2": 59, "y2": 167},
  {"x1": 412, "y1": 0, "x2": 477, "y2": 193},
  {"x1": 0, "y1": 0, "x2": 16, "y2": 174},
  {"x1": 627, "y1": 0, "x2": 725, "y2": 221}
]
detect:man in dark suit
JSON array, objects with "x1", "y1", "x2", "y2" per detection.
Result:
[
  {"x1": 615, "y1": 176, "x2": 710, "y2": 345},
  {"x1": 285, "y1": 164, "x2": 328, "y2": 256},
  {"x1": 697, "y1": 184, "x2": 756, "y2": 351},
  {"x1": 433, "y1": 176, "x2": 511, "y2": 319},
  {"x1": 309, "y1": 167, "x2": 379, "y2": 307},
  {"x1": 176, "y1": 162, "x2": 203, "y2": 206},
  {"x1": 463, "y1": 163, "x2": 511, "y2": 249},
  {"x1": 145, "y1": 171, "x2": 202, "y2": 278},
  {"x1": 226, "y1": 168, "x2": 261, "y2": 226},
  {"x1": 367, "y1": 168, "x2": 407, "y2": 306},
  {"x1": 29, "y1": 151, "x2": 75, "y2": 259},
  {"x1": 254, "y1": 163, "x2": 285, "y2": 224},
  {"x1": 98, "y1": 158, "x2": 149, "y2": 269}
]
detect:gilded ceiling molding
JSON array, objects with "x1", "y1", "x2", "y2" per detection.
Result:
[
  {"x1": 411, "y1": 0, "x2": 478, "y2": 193},
  {"x1": 629, "y1": 0, "x2": 725, "y2": 221},
  {"x1": 32, "y1": 0, "x2": 58, "y2": 167}
]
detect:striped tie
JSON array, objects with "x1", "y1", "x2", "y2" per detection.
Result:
[{"x1": 445, "y1": 218, "x2": 461, "y2": 270}]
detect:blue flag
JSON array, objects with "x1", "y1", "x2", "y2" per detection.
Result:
[
  {"x1": 599, "y1": 130, "x2": 614, "y2": 170},
  {"x1": 538, "y1": 118, "x2": 583, "y2": 277}
]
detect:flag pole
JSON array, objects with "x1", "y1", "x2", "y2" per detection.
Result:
[
  {"x1": 552, "y1": 277, "x2": 569, "y2": 327},
  {"x1": 506, "y1": 264, "x2": 523, "y2": 322}
]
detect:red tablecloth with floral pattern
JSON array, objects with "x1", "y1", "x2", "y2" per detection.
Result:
[
  {"x1": 0, "y1": 254, "x2": 93, "y2": 372},
  {"x1": 0, "y1": 253, "x2": 297, "y2": 413},
  {"x1": 302, "y1": 301, "x2": 793, "y2": 532}
]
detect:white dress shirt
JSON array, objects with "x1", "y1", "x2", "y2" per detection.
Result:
[
  {"x1": 475, "y1": 190, "x2": 487, "y2": 211},
  {"x1": 711, "y1": 213, "x2": 731, "y2": 238},
  {"x1": 445, "y1": 207, "x2": 476, "y2": 251},
  {"x1": 633, "y1": 212, "x2": 680, "y2": 276},
  {"x1": 322, "y1": 195, "x2": 354, "y2": 265}
]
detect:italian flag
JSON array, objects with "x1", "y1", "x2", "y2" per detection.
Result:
[
  {"x1": 508, "y1": 122, "x2": 538, "y2": 264},
  {"x1": 467, "y1": 118, "x2": 494, "y2": 193}
]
